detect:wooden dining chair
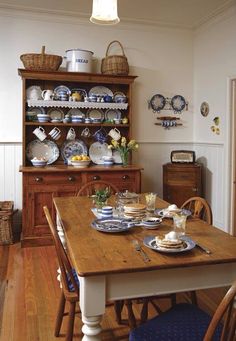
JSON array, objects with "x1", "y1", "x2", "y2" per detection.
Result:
[
  {"x1": 181, "y1": 196, "x2": 213, "y2": 305},
  {"x1": 43, "y1": 206, "x2": 80, "y2": 341},
  {"x1": 181, "y1": 196, "x2": 213, "y2": 225},
  {"x1": 129, "y1": 279, "x2": 236, "y2": 341},
  {"x1": 76, "y1": 180, "x2": 119, "y2": 196}
]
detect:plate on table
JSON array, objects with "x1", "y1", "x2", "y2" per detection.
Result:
[
  {"x1": 26, "y1": 86, "x2": 43, "y2": 100},
  {"x1": 143, "y1": 235, "x2": 196, "y2": 253},
  {"x1": 26, "y1": 139, "x2": 59, "y2": 165},
  {"x1": 89, "y1": 142, "x2": 112, "y2": 164},
  {"x1": 150, "y1": 94, "x2": 166, "y2": 112},
  {"x1": 91, "y1": 218, "x2": 134, "y2": 233},
  {"x1": 105, "y1": 109, "x2": 122, "y2": 121},
  {"x1": 171, "y1": 95, "x2": 186, "y2": 113},
  {"x1": 47, "y1": 108, "x2": 64, "y2": 121},
  {"x1": 61, "y1": 139, "x2": 88, "y2": 163},
  {"x1": 89, "y1": 86, "x2": 113, "y2": 97},
  {"x1": 155, "y1": 208, "x2": 191, "y2": 218}
]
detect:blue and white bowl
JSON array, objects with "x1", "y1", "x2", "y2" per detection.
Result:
[
  {"x1": 37, "y1": 114, "x2": 50, "y2": 122},
  {"x1": 31, "y1": 158, "x2": 47, "y2": 167}
]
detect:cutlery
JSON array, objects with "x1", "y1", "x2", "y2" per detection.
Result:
[
  {"x1": 132, "y1": 240, "x2": 151, "y2": 262},
  {"x1": 195, "y1": 243, "x2": 211, "y2": 254}
]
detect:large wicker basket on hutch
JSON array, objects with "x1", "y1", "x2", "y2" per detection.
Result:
[{"x1": 19, "y1": 69, "x2": 143, "y2": 247}]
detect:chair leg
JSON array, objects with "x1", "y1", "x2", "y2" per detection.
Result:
[
  {"x1": 125, "y1": 299, "x2": 137, "y2": 329},
  {"x1": 190, "y1": 291, "x2": 198, "y2": 306},
  {"x1": 140, "y1": 298, "x2": 149, "y2": 324},
  {"x1": 55, "y1": 291, "x2": 66, "y2": 337},
  {"x1": 114, "y1": 300, "x2": 124, "y2": 324},
  {"x1": 66, "y1": 301, "x2": 76, "y2": 341},
  {"x1": 170, "y1": 293, "x2": 177, "y2": 307}
]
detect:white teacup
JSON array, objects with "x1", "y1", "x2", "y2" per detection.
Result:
[
  {"x1": 33, "y1": 126, "x2": 47, "y2": 141},
  {"x1": 81, "y1": 127, "x2": 91, "y2": 138},
  {"x1": 66, "y1": 127, "x2": 76, "y2": 140},
  {"x1": 108, "y1": 128, "x2": 121, "y2": 141},
  {"x1": 49, "y1": 127, "x2": 61, "y2": 140},
  {"x1": 42, "y1": 89, "x2": 54, "y2": 101}
]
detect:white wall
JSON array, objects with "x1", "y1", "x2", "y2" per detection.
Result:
[{"x1": 193, "y1": 4, "x2": 236, "y2": 231}]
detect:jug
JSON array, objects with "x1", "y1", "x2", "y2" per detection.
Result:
[{"x1": 116, "y1": 190, "x2": 139, "y2": 217}]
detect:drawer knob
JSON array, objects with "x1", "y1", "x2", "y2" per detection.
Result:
[
  {"x1": 93, "y1": 175, "x2": 101, "y2": 181},
  {"x1": 122, "y1": 175, "x2": 130, "y2": 180},
  {"x1": 35, "y1": 177, "x2": 42, "y2": 182},
  {"x1": 68, "y1": 176, "x2": 75, "y2": 182},
  {"x1": 192, "y1": 187, "x2": 198, "y2": 192}
]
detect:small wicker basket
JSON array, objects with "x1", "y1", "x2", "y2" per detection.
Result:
[
  {"x1": 20, "y1": 46, "x2": 62, "y2": 72},
  {"x1": 0, "y1": 201, "x2": 17, "y2": 245},
  {"x1": 101, "y1": 41, "x2": 129, "y2": 76}
]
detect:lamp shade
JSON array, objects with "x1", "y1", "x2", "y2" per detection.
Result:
[{"x1": 90, "y1": 0, "x2": 120, "y2": 25}]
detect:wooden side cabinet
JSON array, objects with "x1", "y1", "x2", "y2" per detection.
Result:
[{"x1": 163, "y1": 163, "x2": 202, "y2": 207}]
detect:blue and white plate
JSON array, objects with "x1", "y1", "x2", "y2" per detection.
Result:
[
  {"x1": 61, "y1": 139, "x2": 88, "y2": 163},
  {"x1": 155, "y1": 208, "x2": 191, "y2": 218},
  {"x1": 26, "y1": 139, "x2": 59, "y2": 165},
  {"x1": 105, "y1": 109, "x2": 122, "y2": 121},
  {"x1": 89, "y1": 142, "x2": 112, "y2": 165},
  {"x1": 150, "y1": 94, "x2": 166, "y2": 112},
  {"x1": 91, "y1": 218, "x2": 134, "y2": 233},
  {"x1": 171, "y1": 95, "x2": 186, "y2": 113},
  {"x1": 89, "y1": 86, "x2": 113, "y2": 97},
  {"x1": 143, "y1": 235, "x2": 196, "y2": 253},
  {"x1": 87, "y1": 109, "x2": 104, "y2": 121}
]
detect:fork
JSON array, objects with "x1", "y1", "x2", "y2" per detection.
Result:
[{"x1": 132, "y1": 240, "x2": 151, "y2": 262}]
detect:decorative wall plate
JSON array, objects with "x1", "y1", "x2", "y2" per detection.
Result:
[
  {"x1": 200, "y1": 102, "x2": 209, "y2": 117},
  {"x1": 89, "y1": 142, "x2": 112, "y2": 164},
  {"x1": 61, "y1": 139, "x2": 88, "y2": 162},
  {"x1": 171, "y1": 95, "x2": 186, "y2": 113},
  {"x1": 89, "y1": 86, "x2": 113, "y2": 97},
  {"x1": 26, "y1": 139, "x2": 59, "y2": 164},
  {"x1": 26, "y1": 86, "x2": 43, "y2": 100},
  {"x1": 150, "y1": 94, "x2": 166, "y2": 112}
]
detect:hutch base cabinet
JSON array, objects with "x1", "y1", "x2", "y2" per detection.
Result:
[{"x1": 163, "y1": 163, "x2": 202, "y2": 208}]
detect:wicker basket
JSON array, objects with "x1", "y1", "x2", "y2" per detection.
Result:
[
  {"x1": 0, "y1": 201, "x2": 17, "y2": 245},
  {"x1": 101, "y1": 41, "x2": 129, "y2": 75},
  {"x1": 20, "y1": 46, "x2": 62, "y2": 72}
]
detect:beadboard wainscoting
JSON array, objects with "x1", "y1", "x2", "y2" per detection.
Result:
[
  {"x1": 0, "y1": 142, "x2": 226, "y2": 231},
  {"x1": 133, "y1": 141, "x2": 226, "y2": 231}
]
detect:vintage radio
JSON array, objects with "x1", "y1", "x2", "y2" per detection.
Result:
[{"x1": 170, "y1": 150, "x2": 195, "y2": 163}]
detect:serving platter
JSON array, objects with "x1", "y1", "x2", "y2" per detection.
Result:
[
  {"x1": 89, "y1": 86, "x2": 113, "y2": 97},
  {"x1": 91, "y1": 218, "x2": 134, "y2": 233},
  {"x1": 155, "y1": 208, "x2": 191, "y2": 218},
  {"x1": 89, "y1": 142, "x2": 112, "y2": 164},
  {"x1": 61, "y1": 139, "x2": 88, "y2": 163},
  {"x1": 143, "y1": 235, "x2": 195, "y2": 253},
  {"x1": 26, "y1": 139, "x2": 59, "y2": 165}
]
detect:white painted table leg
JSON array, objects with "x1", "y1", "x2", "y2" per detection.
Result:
[{"x1": 82, "y1": 315, "x2": 102, "y2": 341}]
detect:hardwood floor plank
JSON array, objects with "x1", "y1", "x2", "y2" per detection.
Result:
[{"x1": 0, "y1": 243, "x2": 228, "y2": 341}]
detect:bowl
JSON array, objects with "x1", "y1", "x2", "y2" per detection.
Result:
[
  {"x1": 31, "y1": 159, "x2": 47, "y2": 167},
  {"x1": 71, "y1": 160, "x2": 90, "y2": 168}
]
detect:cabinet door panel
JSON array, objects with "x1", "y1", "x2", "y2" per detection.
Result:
[{"x1": 164, "y1": 185, "x2": 201, "y2": 208}]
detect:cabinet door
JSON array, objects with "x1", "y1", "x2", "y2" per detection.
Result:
[{"x1": 163, "y1": 185, "x2": 201, "y2": 207}]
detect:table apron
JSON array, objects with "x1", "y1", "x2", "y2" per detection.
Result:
[{"x1": 79, "y1": 262, "x2": 236, "y2": 316}]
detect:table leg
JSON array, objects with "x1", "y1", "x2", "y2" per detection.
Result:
[{"x1": 82, "y1": 315, "x2": 102, "y2": 341}]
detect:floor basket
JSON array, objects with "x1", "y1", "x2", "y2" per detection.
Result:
[
  {"x1": 20, "y1": 46, "x2": 62, "y2": 72},
  {"x1": 0, "y1": 201, "x2": 18, "y2": 245},
  {"x1": 101, "y1": 41, "x2": 129, "y2": 75}
]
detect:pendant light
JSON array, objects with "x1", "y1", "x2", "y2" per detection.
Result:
[{"x1": 90, "y1": 0, "x2": 120, "y2": 25}]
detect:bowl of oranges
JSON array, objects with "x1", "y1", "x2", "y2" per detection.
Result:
[{"x1": 70, "y1": 154, "x2": 91, "y2": 168}]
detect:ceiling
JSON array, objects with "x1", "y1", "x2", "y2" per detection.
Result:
[{"x1": 0, "y1": 0, "x2": 234, "y2": 29}]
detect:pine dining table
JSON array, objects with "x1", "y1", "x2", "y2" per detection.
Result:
[{"x1": 53, "y1": 195, "x2": 236, "y2": 341}]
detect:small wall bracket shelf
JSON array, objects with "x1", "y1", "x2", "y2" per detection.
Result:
[{"x1": 155, "y1": 116, "x2": 182, "y2": 129}]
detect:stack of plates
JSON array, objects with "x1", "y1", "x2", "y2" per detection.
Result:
[{"x1": 123, "y1": 203, "x2": 146, "y2": 220}]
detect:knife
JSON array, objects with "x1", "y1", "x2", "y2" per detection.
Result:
[{"x1": 195, "y1": 243, "x2": 211, "y2": 254}]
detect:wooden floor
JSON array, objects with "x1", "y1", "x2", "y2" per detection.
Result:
[{"x1": 0, "y1": 243, "x2": 229, "y2": 341}]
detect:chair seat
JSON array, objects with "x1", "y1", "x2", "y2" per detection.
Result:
[
  {"x1": 129, "y1": 303, "x2": 222, "y2": 341},
  {"x1": 67, "y1": 268, "x2": 80, "y2": 292}
]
